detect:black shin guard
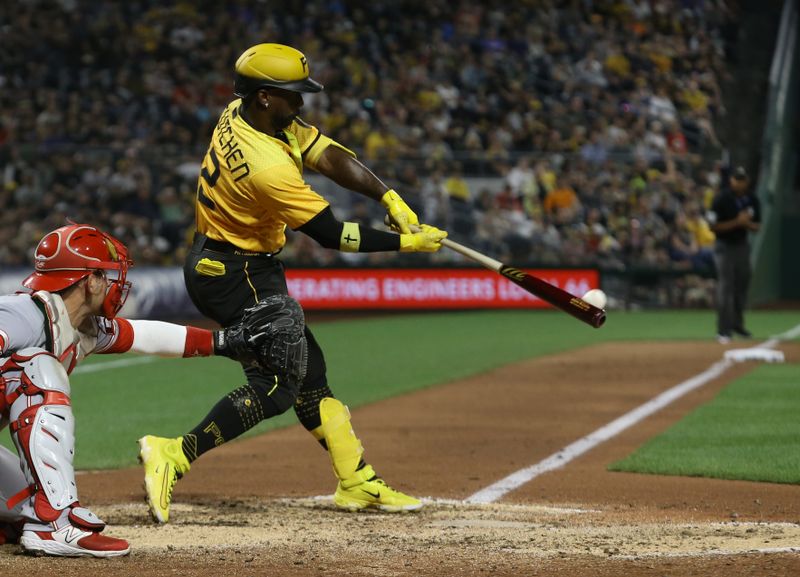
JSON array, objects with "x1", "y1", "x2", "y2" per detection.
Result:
[
  {"x1": 294, "y1": 384, "x2": 334, "y2": 432},
  {"x1": 184, "y1": 383, "x2": 280, "y2": 461}
]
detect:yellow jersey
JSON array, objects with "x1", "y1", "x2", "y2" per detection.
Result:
[{"x1": 195, "y1": 100, "x2": 353, "y2": 253}]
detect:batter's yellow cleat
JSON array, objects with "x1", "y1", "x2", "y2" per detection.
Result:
[
  {"x1": 334, "y1": 465, "x2": 423, "y2": 513},
  {"x1": 137, "y1": 435, "x2": 191, "y2": 524}
]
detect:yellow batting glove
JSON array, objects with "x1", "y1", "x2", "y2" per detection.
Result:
[
  {"x1": 381, "y1": 189, "x2": 419, "y2": 234},
  {"x1": 399, "y1": 224, "x2": 448, "y2": 253}
]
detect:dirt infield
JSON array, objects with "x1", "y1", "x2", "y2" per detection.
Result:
[{"x1": 2, "y1": 340, "x2": 799, "y2": 576}]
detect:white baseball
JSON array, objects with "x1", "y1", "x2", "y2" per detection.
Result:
[{"x1": 582, "y1": 289, "x2": 607, "y2": 309}]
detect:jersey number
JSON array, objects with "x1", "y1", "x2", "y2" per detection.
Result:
[{"x1": 198, "y1": 149, "x2": 220, "y2": 209}]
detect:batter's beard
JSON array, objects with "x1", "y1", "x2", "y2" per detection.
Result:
[{"x1": 276, "y1": 114, "x2": 297, "y2": 129}]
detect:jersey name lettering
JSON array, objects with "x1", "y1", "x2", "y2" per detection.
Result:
[{"x1": 216, "y1": 109, "x2": 250, "y2": 182}]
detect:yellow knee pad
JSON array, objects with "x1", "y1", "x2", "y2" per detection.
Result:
[{"x1": 312, "y1": 398, "x2": 363, "y2": 481}]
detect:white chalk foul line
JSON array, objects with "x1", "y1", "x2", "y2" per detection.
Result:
[
  {"x1": 466, "y1": 324, "x2": 800, "y2": 504},
  {"x1": 289, "y1": 495, "x2": 598, "y2": 514},
  {"x1": 466, "y1": 359, "x2": 732, "y2": 503},
  {"x1": 72, "y1": 355, "x2": 157, "y2": 374},
  {"x1": 760, "y1": 323, "x2": 800, "y2": 349}
]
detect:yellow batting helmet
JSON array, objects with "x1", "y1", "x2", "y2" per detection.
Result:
[{"x1": 234, "y1": 43, "x2": 323, "y2": 97}]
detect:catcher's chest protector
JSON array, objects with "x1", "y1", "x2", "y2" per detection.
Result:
[
  {"x1": 31, "y1": 292, "x2": 80, "y2": 372},
  {"x1": 31, "y1": 291, "x2": 100, "y2": 373}
]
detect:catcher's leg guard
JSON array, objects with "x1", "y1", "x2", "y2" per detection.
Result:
[
  {"x1": 312, "y1": 398, "x2": 363, "y2": 481},
  {"x1": 5, "y1": 349, "x2": 78, "y2": 521},
  {"x1": 3, "y1": 348, "x2": 129, "y2": 557}
]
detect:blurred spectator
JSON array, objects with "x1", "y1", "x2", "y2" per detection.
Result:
[
  {"x1": 420, "y1": 167, "x2": 450, "y2": 229},
  {"x1": 445, "y1": 163, "x2": 474, "y2": 237},
  {"x1": 444, "y1": 163, "x2": 471, "y2": 204},
  {"x1": 683, "y1": 200, "x2": 716, "y2": 249},
  {"x1": 665, "y1": 120, "x2": 689, "y2": 157},
  {"x1": 364, "y1": 123, "x2": 403, "y2": 162},
  {"x1": 543, "y1": 175, "x2": 581, "y2": 226},
  {"x1": 647, "y1": 85, "x2": 678, "y2": 125},
  {"x1": 505, "y1": 156, "x2": 537, "y2": 199},
  {"x1": 668, "y1": 212, "x2": 715, "y2": 272}
]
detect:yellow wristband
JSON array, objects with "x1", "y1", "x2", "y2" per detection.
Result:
[
  {"x1": 340, "y1": 222, "x2": 361, "y2": 252},
  {"x1": 399, "y1": 233, "x2": 414, "y2": 252}
]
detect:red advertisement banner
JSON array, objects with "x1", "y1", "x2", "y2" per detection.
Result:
[{"x1": 286, "y1": 268, "x2": 599, "y2": 309}]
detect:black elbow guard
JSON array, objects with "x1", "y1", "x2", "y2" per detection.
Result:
[{"x1": 297, "y1": 207, "x2": 343, "y2": 249}]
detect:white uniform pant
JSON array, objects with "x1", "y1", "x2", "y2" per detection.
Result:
[{"x1": 0, "y1": 442, "x2": 26, "y2": 522}]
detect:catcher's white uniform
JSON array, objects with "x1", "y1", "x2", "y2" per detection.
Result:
[{"x1": 0, "y1": 290, "x2": 212, "y2": 556}]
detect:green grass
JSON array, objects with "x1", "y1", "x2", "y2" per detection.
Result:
[
  {"x1": 1, "y1": 309, "x2": 798, "y2": 469},
  {"x1": 609, "y1": 364, "x2": 800, "y2": 484}
]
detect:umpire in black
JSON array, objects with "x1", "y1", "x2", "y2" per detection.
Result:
[{"x1": 708, "y1": 166, "x2": 761, "y2": 343}]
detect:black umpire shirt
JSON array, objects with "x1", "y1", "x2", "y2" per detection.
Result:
[{"x1": 709, "y1": 190, "x2": 761, "y2": 246}]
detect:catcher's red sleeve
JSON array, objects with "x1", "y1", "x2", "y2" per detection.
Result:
[
  {"x1": 183, "y1": 326, "x2": 214, "y2": 357},
  {"x1": 99, "y1": 319, "x2": 213, "y2": 357}
]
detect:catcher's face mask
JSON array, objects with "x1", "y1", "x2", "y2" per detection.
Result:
[
  {"x1": 23, "y1": 222, "x2": 133, "y2": 319},
  {"x1": 92, "y1": 265, "x2": 131, "y2": 319}
]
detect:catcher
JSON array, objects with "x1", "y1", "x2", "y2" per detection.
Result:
[
  {"x1": 138, "y1": 42, "x2": 447, "y2": 522},
  {"x1": 0, "y1": 222, "x2": 292, "y2": 557}
]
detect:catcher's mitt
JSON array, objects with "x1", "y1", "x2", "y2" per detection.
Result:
[{"x1": 215, "y1": 295, "x2": 308, "y2": 385}]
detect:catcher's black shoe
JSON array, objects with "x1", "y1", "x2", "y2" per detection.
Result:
[{"x1": 732, "y1": 327, "x2": 753, "y2": 338}]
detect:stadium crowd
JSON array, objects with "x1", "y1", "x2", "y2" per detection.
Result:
[{"x1": 1, "y1": 0, "x2": 737, "y2": 303}]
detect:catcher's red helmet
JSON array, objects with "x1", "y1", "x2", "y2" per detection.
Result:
[{"x1": 22, "y1": 223, "x2": 132, "y2": 318}]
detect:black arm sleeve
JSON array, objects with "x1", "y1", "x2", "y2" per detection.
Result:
[{"x1": 297, "y1": 206, "x2": 401, "y2": 252}]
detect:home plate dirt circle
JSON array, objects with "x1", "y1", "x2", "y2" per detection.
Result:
[{"x1": 98, "y1": 498, "x2": 800, "y2": 560}]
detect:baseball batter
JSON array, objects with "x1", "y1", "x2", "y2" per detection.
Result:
[
  {"x1": 0, "y1": 223, "x2": 293, "y2": 557},
  {"x1": 138, "y1": 43, "x2": 448, "y2": 522}
]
